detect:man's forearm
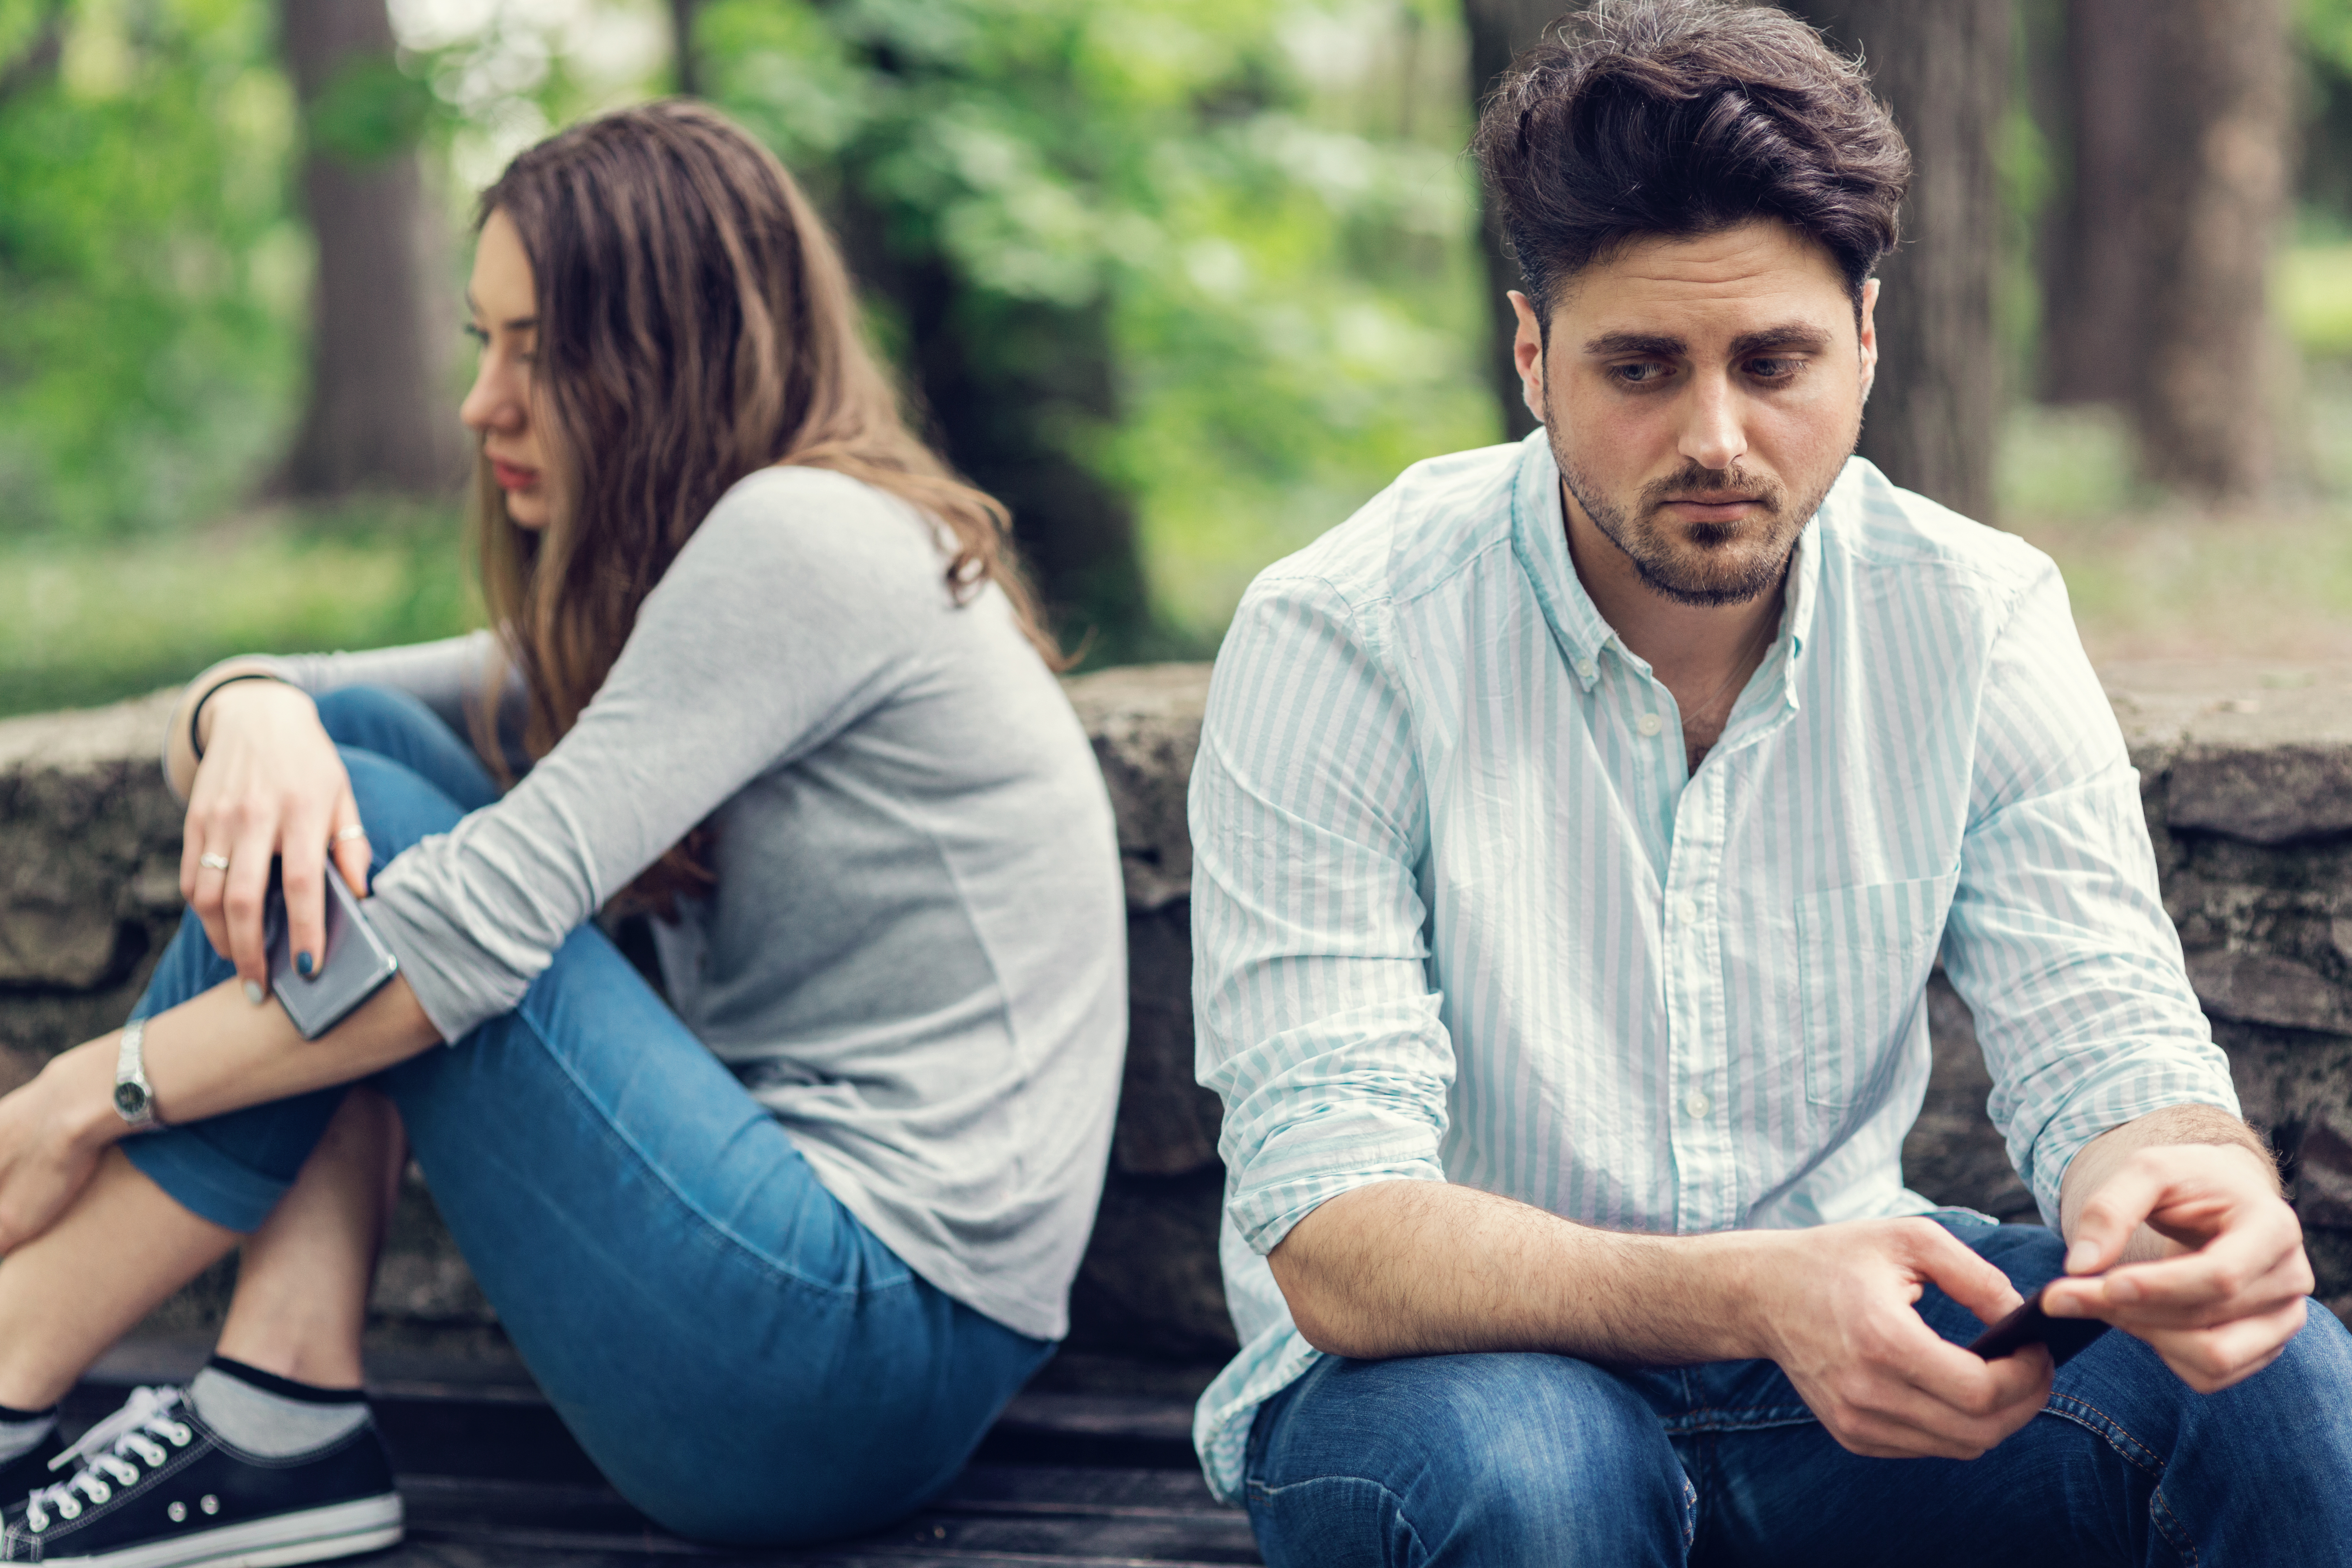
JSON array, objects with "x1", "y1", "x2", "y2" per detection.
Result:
[{"x1": 1267, "y1": 1179, "x2": 1778, "y2": 1364}]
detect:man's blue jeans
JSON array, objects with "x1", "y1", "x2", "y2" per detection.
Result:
[
  {"x1": 1244, "y1": 1218, "x2": 2352, "y2": 1566},
  {"x1": 116, "y1": 687, "x2": 1054, "y2": 1546}
]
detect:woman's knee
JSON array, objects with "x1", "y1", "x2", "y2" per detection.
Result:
[
  {"x1": 315, "y1": 686, "x2": 499, "y2": 813},
  {"x1": 339, "y1": 747, "x2": 468, "y2": 862}
]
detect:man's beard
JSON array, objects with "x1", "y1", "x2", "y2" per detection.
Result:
[{"x1": 1550, "y1": 421, "x2": 1851, "y2": 609}]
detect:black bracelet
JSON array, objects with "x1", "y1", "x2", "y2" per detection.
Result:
[{"x1": 188, "y1": 672, "x2": 288, "y2": 763}]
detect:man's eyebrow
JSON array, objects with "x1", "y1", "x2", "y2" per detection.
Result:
[
  {"x1": 1728, "y1": 323, "x2": 1831, "y2": 357},
  {"x1": 1581, "y1": 330, "x2": 1686, "y2": 358}
]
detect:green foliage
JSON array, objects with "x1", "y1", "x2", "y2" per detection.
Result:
[
  {"x1": 701, "y1": 0, "x2": 1499, "y2": 644},
  {"x1": 0, "y1": 0, "x2": 303, "y2": 537},
  {"x1": 307, "y1": 50, "x2": 438, "y2": 163}
]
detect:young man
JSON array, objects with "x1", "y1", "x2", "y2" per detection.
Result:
[{"x1": 1188, "y1": 4, "x2": 2352, "y2": 1563}]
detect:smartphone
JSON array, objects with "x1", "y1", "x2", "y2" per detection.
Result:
[
  {"x1": 262, "y1": 858, "x2": 401, "y2": 1040},
  {"x1": 1967, "y1": 1281, "x2": 2112, "y2": 1368}
]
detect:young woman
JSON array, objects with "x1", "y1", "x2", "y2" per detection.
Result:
[{"x1": 0, "y1": 101, "x2": 1126, "y2": 1563}]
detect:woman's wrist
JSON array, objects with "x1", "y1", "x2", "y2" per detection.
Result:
[{"x1": 40, "y1": 1036, "x2": 131, "y2": 1155}]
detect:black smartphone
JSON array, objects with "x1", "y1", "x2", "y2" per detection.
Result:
[
  {"x1": 261, "y1": 858, "x2": 401, "y2": 1040},
  {"x1": 1967, "y1": 1281, "x2": 2112, "y2": 1367}
]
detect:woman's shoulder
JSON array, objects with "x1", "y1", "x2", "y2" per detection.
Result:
[{"x1": 655, "y1": 463, "x2": 947, "y2": 610}]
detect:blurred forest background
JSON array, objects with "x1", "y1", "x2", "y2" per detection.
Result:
[{"x1": 1, "y1": 0, "x2": 2350, "y2": 715}]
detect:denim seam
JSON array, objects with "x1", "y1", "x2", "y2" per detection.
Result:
[
  {"x1": 2149, "y1": 1485, "x2": 2198, "y2": 1566},
  {"x1": 1245, "y1": 1475, "x2": 1430, "y2": 1566},
  {"x1": 1656, "y1": 1403, "x2": 1816, "y2": 1435},
  {"x1": 2044, "y1": 1392, "x2": 2164, "y2": 1477},
  {"x1": 504, "y1": 1001, "x2": 889, "y2": 1302}
]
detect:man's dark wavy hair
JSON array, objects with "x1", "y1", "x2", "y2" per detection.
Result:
[{"x1": 1473, "y1": 0, "x2": 1911, "y2": 334}]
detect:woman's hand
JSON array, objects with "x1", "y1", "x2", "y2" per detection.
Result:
[
  {"x1": 0, "y1": 1041, "x2": 118, "y2": 1252},
  {"x1": 179, "y1": 679, "x2": 371, "y2": 999}
]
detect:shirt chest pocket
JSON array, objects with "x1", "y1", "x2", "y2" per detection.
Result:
[{"x1": 1795, "y1": 870, "x2": 1958, "y2": 1112}]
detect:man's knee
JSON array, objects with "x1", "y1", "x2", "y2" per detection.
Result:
[{"x1": 1251, "y1": 1354, "x2": 1689, "y2": 1566}]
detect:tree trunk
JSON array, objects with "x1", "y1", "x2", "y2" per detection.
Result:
[
  {"x1": 669, "y1": 0, "x2": 701, "y2": 97},
  {"x1": 2039, "y1": 0, "x2": 2152, "y2": 406},
  {"x1": 901, "y1": 264, "x2": 1154, "y2": 666},
  {"x1": 2130, "y1": 0, "x2": 2290, "y2": 500},
  {"x1": 278, "y1": 0, "x2": 460, "y2": 500},
  {"x1": 1786, "y1": 0, "x2": 2008, "y2": 524},
  {"x1": 1462, "y1": 0, "x2": 1560, "y2": 444}
]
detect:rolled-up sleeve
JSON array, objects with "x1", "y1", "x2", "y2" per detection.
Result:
[
  {"x1": 1939, "y1": 560, "x2": 2238, "y2": 1226},
  {"x1": 1190, "y1": 572, "x2": 1452, "y2": 1256}
]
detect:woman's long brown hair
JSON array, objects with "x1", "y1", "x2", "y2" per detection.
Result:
[{"x1": 468, "y1": 101, "x2": 1057, "y2": 908}]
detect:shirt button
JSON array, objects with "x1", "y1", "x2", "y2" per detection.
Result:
[
  {"x1": 1674, "y1": 895, "x2": 1697, "y2": 924},
  {"x1": 1576, "y1": 657, "x2": 1597, "y2": 679},
  {"x1": 1637, "y1": 712, "x2": 1663, "y2": 737},
  {"x1": 1683, "y1": 1091, "x2": 1712, "y2": 1119}
]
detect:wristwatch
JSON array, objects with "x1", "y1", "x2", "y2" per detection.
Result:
[{"x1": 113, "y1": 1018, "x2": 163, "y2": 1133}]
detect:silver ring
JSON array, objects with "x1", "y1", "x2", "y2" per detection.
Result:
[
  {"x1": 197, "y1": 852, "x2": 230, "y2": 872},
  {"x1": 332, "y1": 823, "x2": 369, "y2": 844}
]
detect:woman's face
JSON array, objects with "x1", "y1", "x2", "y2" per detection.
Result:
[{"x1": 459, "y1": 208, "x2": 552, "y2": 530}]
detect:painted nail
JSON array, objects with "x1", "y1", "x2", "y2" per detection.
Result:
[
  {"x1": 243, "y1": 979, "x2": 265, "y2": 1006},
  {"x1": 296, "y1": 951, "x2": 316, "y2": 978}
]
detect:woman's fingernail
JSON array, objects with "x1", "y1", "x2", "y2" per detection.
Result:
[
  {"x1": 296, "y1": 951, "x2": 316, "y2": 978},
  {"x1": 243, "y1": 979, "x2": 265, "y2": 1006},
  {"x1": 2107, "y1": 1276, "x2": 2141, "y2": 1304},
  {"x1": 2067, "y1": 1241, "x2": 2098, "y2": 1274}
]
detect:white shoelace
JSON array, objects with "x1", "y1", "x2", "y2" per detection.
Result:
[{"x1": 20, "y1": 1387, "x2": 194, "y2": 1535}]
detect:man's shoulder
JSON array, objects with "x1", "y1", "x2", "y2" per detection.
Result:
[
  {"x1": 1241, "y1": 439, "x2": 1531, "y2": 619},
  {"x1": 1823, "y1": 459, "x2": 2054, "y2": 603}
]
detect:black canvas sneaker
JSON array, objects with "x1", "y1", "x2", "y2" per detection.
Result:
[
  {"x1": 0, "y1": 1433, "x2": 63, "y2": 1512},
  {"x1": 0, "y1": 1385, "x2": 401, "y2": 1566}
]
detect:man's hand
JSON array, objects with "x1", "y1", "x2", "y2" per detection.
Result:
[
  {"x1": 1755, "y1": 1217, "x2": 2053, "y2": 1460},
  {"x1": 0, "y1": 1038, "x2": 119, "y2": 1252},
  {"x1": 2047, "y1": 1118, "x2": 2312, "y2": 1394}
]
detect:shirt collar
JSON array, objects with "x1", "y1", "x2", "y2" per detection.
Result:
[
  {"x1": 1508, "y1": 432, "x2": 1617, "y2": 694},
  {"x1": 1510, "y1": 430, "x2": 1833, "y2": 700}
]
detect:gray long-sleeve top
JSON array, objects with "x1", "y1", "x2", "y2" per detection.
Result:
[{"x1": 206, "y1": 466, "x2": 1127, "y2": 1340}]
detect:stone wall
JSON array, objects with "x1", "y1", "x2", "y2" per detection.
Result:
[{"x1": 3, "y1": 659, "x2": 2347, "y2": 1360}]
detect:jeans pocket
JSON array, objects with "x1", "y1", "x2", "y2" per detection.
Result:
[{"x1": 1796, "y1": 870, "x2": 1957, "y2": 1115}]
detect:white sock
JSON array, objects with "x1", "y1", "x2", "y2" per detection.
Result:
[
  {"x1": 0, "y1": 1405, "x2": 56, "y2": 1467},
  {"x1": 187, "y1": 1360, "x2": 368, "y2": 1459}
]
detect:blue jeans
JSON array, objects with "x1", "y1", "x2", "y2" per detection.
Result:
[
  {"x1": 120, "y1": 686, "x2": 1054, "y2": 1546},
  {"x1": 1244, "y1": 1219, "x2": 2352, "y2": 1566}
]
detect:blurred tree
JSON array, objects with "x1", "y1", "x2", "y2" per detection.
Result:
[
  {"x1": 278, "y1": 0, "x2": 461, "y2": 500},
  {"x1": 1462, "y1": 0, "x2": 1555, "y2": 441},
  {"x1": 0, "y1": 0, "x2": 301, "y2": 534},
  {"x1": 2135, "y1": 0, "x2": 2290, "y2": 498},
  {"x1": 1786, "y1": 0, "x2": 2009, "y2": 523},
  {"x1": 669, "y1": 0, "x2": 700, "y2": 97},
  {"x1": 2039, "y1": 0, "x2": 2290, "y2": 501},
  {"x1": 2039, "y1": 0, "x2": 2148, "y2": 405}
]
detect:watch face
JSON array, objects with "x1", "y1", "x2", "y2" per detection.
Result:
[{"x1": 114, "y1": 1080, "x2": 148, "y2": 1119}]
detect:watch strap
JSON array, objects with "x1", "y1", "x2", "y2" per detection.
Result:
[{"x1": 113, "y1": 1018, "x2": 162, "y2": 1132}]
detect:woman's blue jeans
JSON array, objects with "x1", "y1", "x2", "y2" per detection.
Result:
[
  {"x1": 1244, "y1": 1218, "x2": 2352, "y2": 1566},
  {"x1": 118, "y1": 686, "x2": 1054, "y2": 1546}
]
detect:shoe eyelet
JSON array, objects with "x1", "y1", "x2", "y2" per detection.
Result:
[
  {"x1": 199, "y1": 1495, "x2": 218, "y2": 1516},
  {"x1": 82, "y1": 1481, "x2": 109, "y2": 1504},
  {"x1": 56, "y1": 1499, "x2": 80, "y2": 1521},
  {"x1": 167, "y1": 1501, "x2": 186, "y2": 1523}
]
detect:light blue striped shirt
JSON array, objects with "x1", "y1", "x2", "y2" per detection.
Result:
[{"x1": 1187, "y1": 431, "x2": 2236, "y2": 1501}]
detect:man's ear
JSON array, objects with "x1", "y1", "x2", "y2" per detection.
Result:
[
  {"x1": 1508, "y1": 290, "x2": 1547, "y2": 428},
  {"x1": 1856, "y1": 277, "x2": 1881, "y2": 404}
]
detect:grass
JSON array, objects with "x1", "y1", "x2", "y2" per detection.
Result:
[{"x1": 0, "y1": 502, "x2": 477, "y2": 719}]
